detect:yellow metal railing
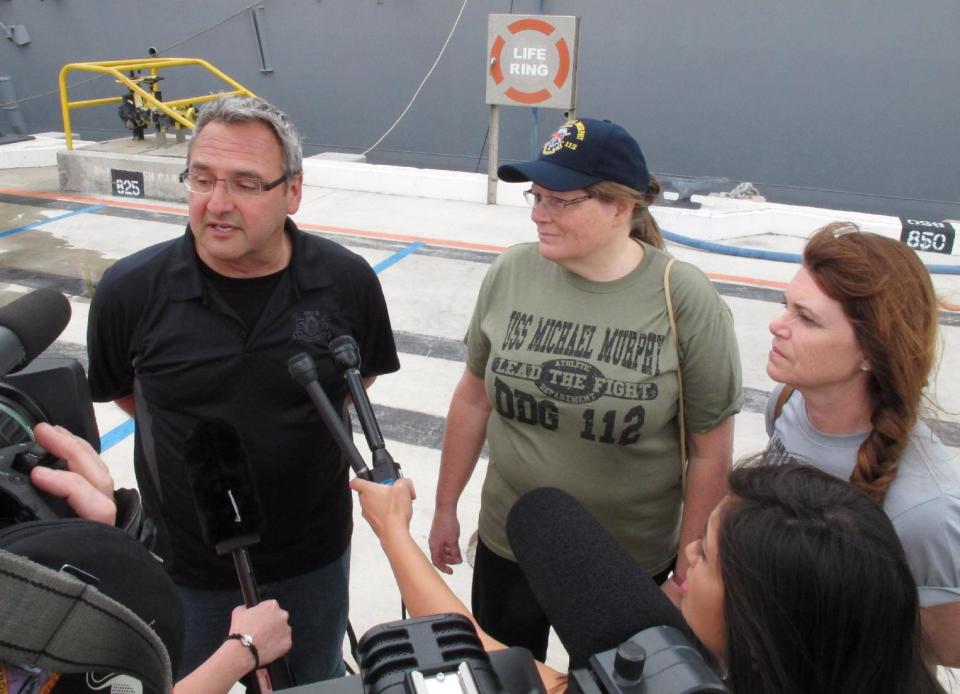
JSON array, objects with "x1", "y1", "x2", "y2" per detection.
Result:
[{"x1": 59, "y1": 57, "x2": 256, "y2": 150}]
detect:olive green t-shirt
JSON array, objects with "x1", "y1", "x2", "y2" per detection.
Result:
[{"x1": 466, "y1": 242, "x2": 742, "y2": 573}]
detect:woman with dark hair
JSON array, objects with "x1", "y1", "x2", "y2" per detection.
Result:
[
  {"x1": 352, "y1": 461, "x2": 945, "y2": 693},
  {"x1": 429, "y1": 117, "x2": 742, "y2": 659},
  {"x1": 765, "y1": 222, "x2": 960, "y2": 665},
  {"x1": 711, "y1": 462, "x2": 942, "y2": 693}
]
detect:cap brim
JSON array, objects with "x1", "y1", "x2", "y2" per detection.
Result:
[{"x1": 497, "y1": 160, "x2": 602, "y2": 192}]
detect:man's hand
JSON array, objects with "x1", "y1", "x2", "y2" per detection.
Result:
[{"x1": 28, "y1": 422, "x2": 116, "y2": 525}]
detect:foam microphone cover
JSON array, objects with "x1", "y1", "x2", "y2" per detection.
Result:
[
  {"x1": 184, "y1": 419, "x2": 265, "y2": 552},
  {"x1": 507, "y1": 487, "x2": 693, "y2": 668},
  {"x1": 0, "y1": 288, "x2": 71, "y2": 371}
]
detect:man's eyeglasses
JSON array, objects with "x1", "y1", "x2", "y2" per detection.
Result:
[
  {"x1": 523, "y1": 189, "x2": 594, "y2": 210},
  {"x1": 179, "y1": 170, "x2": 288, "y2": 198}
]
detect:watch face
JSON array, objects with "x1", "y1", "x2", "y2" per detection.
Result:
[{"x1": 241, "y1": 634, "x2": 253, "y2": 647}]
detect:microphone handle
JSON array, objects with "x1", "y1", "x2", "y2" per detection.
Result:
[
  {"x1": 233, "y1": 547, "x2": 262, "y2": 607},
  {"x1": 370, "y1": 449, "x2": 400, "y2": 485},
  {"x1": 342, "y1": 366, "x2": 386, "y2": 451},
  {"x1": 342, "y1": 366, "x2": 401, "y2": 485},
  {"x1": 300, "y1": 377, "x2": 372, "y2": 480},
  {"x1": 232, "y1": 548, "x2": 296, "y2": 691}
]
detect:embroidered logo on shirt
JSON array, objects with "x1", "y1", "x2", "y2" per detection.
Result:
[{"x1": 292, "y1": 311, "x2": 332, "y2": 342}]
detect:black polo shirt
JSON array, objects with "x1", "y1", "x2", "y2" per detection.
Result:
[{"x1": 87, "y1": 220, "x2": 400, "y2": 587}]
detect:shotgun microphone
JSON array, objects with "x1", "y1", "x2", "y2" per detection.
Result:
[
  {"x1": 507, "y1": 487, "x2": 695, "y2": 668},
  {"x1": 0, "y1": 288, "x2": 71, "y2": 377}
]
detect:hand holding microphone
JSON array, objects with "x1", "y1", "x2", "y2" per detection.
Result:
[
  {"x1": 227, "y1": 601, "x2": 292, "y2": 672},
  {"x1": 349, "y1": 477, "x2": 417, "y2": 542},
  {"x1": 184, "y1": 419, "x2": 294, "y2": 691}
]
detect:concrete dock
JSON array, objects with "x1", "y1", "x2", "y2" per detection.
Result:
[{"x1": 1, "y1": 145, "x2": 958, "y2": 689}]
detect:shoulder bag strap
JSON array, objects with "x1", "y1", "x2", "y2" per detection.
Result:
[
  {"x1": 773, "y1": 384, "x2": 796, "y2": 421},
  {"x1": 663, "y1": 258, "x2": 687, "y2": 493}
]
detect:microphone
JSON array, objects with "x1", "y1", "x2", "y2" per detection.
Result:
[
  {"x1": 328, "y1": 335, "x2": 400, "y2": 485},
  {"x1": 287, "y1": 352, "x2": 372, "y2": 481},
  {"x1": 0, "y1": 288, "x2": 71, "y2": 376},
  {"x1": 184, "y1": 419, "x2": 294, "y2": 691},
  {"x1": 506, "y1": 487, "x2": 694, "y2": 668},
  {"x1": 184, "y1": 419, "x2": 264, "y2": 554}
]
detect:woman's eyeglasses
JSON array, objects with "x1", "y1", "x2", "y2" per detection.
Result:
[{"x1": 523, "y1": 189, "x2": 594, "y2": 210}]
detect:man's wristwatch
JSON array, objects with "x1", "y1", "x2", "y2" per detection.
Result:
[{"x1": 227, "y1": 633, "x2": 260, "y2": 671}]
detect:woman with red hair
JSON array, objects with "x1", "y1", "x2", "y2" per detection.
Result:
[{"x1": 765, "y1": 221, "x2": 960, "y2": 666}]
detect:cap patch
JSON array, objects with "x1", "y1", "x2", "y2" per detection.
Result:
[{"x1": 542, "y1": 120, "x2": 586, "y2": 156}]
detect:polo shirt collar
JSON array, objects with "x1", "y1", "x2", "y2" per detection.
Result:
[{"x1": 165, "y1": 218, "x2": 334, "y2": 300}]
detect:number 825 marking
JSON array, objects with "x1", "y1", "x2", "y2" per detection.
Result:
[{"x1": 113, "y1": 179, "x2": 141, "y2": 197}]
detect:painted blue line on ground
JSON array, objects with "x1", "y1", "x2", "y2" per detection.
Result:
[
  {"x1": 100, "y1": 418, "x2": 135, "y2": 452},
  {"x1": 98, "y1": 241, "x2": 425, "y2": 451},
  {"x1": 372, "y1": 242, "x2": 425, "y2": 274},
  {"x1": 0, "y1": 204, "x2": 106, "y2": 238}
]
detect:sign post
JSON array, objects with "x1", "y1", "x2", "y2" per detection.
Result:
[
  {"x1": 485, "y1": 14, "x2": 579, "y2": 204},
  {"x1": 487, "y1": 104, "x2": 500, "y2": 206}
]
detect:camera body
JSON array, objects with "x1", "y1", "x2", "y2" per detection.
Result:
[
  {"x1": 568, "y1": 626, "x2": 729, "y2": 694},
  {"x1": 279, "y1": 617, "x2": 727, "y2": 694},
  {"x1": 0, "y1": 357, "x2": 100, "y2": 523},
  {"x1": 278, "y1": 614, "x2": 545, "y2": 694}
]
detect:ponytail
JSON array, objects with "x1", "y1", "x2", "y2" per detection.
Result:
[{"x1": 588, "y1": 177, "x2": 665, "y2": 249}]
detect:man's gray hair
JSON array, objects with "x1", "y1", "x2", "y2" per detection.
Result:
[{"x1": 190, "y1": 95, "x2": 303, "y2": 177}]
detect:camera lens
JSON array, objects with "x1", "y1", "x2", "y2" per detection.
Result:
[{"x1": 0, "y1": 386, "x2": 45, "y2": 448}]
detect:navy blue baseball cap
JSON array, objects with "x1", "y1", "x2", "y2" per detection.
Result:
[{"x1": 498, "y1": 118, "x2": 651, "y2": 192}]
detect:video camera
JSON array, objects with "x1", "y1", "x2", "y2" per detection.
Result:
[
  {"x1": 278, "y1": 613, "x2": 544, "y2": 694},
  {"x1": 279, "y1": 615, "x2": 727, "y2": 694},
  {"x1": 0, "y1": 289, "x2": 101, "y2": 525},
  {"x1": 568, "y1": 626, "x2": 728, "y2": 694}
]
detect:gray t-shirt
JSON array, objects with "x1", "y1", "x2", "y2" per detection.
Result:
[{"x1": 766, "y1": 383, "x2": 960, "y2": 607}]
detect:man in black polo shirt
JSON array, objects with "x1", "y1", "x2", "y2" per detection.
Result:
[{"x1": 87, "y1": 95, "x2": 400, "y2": 683}]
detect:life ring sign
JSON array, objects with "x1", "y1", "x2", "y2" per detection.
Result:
[{"x1": 485, "y1": 14, "x2": 579, "y2": 109}]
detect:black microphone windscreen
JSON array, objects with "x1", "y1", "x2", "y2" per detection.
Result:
[
  {"x1": 184, "y1": 419, "x2": 265, "y2": 551},
  {"x1": 506, "y1": 487, "x2": 693, "y2": 667},
  {"x1": 0, "y1": 289, "x2": 71, "y2": 369},
  {"x1": 329, "y1": 334, "x2": 360, "y2": 371}
]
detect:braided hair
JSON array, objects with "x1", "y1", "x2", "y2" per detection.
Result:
[{"x1": 802, "y1": 222, "x2": 939, "y2": 502}]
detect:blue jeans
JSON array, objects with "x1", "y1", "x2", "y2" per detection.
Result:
[{"x1": 175, "y1": 546, "x2": 350, "y2": 685}]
